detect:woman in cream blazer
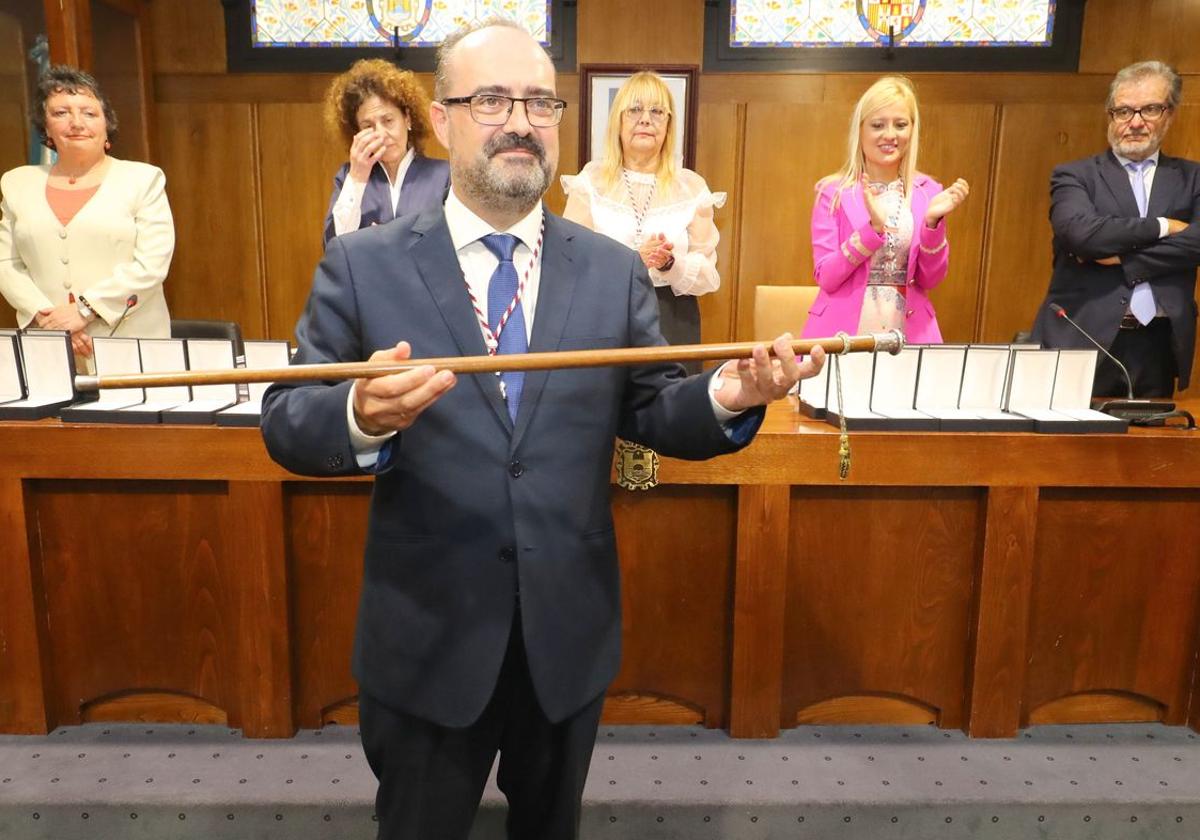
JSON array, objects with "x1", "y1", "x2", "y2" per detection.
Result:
[
  {"x1": 0, "y1": 159, "x2": 175, "y2": 341},
  {"x1": 0, "y1": 66, "x2": 174, "y2": 366}
]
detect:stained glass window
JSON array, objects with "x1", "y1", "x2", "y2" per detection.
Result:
[
  {"x1": 250, "y1": 0, "x2": 552, "y2": 48},
  {"x1": 731, "y1": 0, "x2": 1057, "y2": 49}
]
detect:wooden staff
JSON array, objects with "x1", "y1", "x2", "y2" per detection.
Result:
[{"x1": 74, "y1": 330, "x2": 904, "y2": 392}]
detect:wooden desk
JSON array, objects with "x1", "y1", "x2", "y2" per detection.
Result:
[{"x1": 3, "y1": 402, "x2": 1199, "y2": 739}]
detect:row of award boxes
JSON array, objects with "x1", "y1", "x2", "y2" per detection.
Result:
[
  {"x1": 0, "y1": 329, "x2": 1129, "y2": 433},
  {"x1": 0, "y1": 329, "x2": 290, "y2": 426},
  {"x1": 799, "y1": 343, "x2": 1129, "y2": 434}
]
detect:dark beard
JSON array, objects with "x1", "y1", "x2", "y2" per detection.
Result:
[{"x1": 455, "y1": 132, "x2": 554, "y2": 216}]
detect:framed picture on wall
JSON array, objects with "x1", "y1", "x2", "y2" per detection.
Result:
[{"x1": 579, "y1": 65, "x2": 699, "y2": 170}]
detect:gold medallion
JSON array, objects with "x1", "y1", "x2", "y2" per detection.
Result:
[{"x1": 614, "y1": 439, "x2": 659, "y2": 491}]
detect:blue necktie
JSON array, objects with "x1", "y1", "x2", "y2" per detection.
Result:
[
  {"x1": 481, "y1": 233, "x2": 526, "y2": 421},
  {"x1": 1126, "y1": 160, "x2": 1157, "y2": 325}
]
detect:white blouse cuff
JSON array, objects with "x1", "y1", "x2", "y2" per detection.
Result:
[{"x1": 332, "y1": 177, "x2": 369, "y2": 238}]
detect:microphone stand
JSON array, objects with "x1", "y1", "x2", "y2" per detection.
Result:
[{"x1": 1050, "y1": 304, "x2": 1175, "y2": 423}]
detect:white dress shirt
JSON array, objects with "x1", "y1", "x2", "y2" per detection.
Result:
[
  {"x1": 1113, "y1": 149, "x2": 1169, "y2": 238},
  {"x1": 1113, "y1": 149, "x2": 1169, "y2": 317}
]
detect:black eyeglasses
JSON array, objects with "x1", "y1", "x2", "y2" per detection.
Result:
[
  {"x1": 441, "y1": 94, "x2": 567, "y2": 127},
  {"x1": 1107, "y1": 103, "x2": 1171, "y2": 123}
]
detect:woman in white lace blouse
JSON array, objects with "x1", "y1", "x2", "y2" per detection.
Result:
[{"x1": 562, "y1": 71, "x2": 724, "y2": 371}]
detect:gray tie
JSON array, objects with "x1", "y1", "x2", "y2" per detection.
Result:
[{"x1": 1126, "y1": 160, "x2": 1157, "y2": 326}]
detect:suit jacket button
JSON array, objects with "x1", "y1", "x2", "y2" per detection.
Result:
[
  {"x1": 327, "y1": 453, "x2": 343, "y2": 468},
  {"x1": 498, "y1": 546, "x2": 516, "y2": 563},
  {"x1": 508, "y1": 460, "x2": 524, "y2": 478}
]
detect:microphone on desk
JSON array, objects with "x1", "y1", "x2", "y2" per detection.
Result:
[
  {"x1": 1049, "y1": 303, "x2": 1174, "y2": 420},
  {"x1": 108, "y1": 295, "x2": 138, "y2": 337}
]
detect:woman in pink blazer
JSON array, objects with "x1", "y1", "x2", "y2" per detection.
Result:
[{"x1": 802, "y1": 76, "x2": 969, "y2": 343}]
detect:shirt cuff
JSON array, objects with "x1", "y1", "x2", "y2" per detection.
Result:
[
  {"x1": 708, "y1": 362, "x2": 745, "y2": 424},
  {"x1": 1157, "y1": 217, "x2": 1170, "y2": 238},
  {"x1": 346, "y1": 386, "x2": 395, "y2": 469},
  {"x1": 332, "y1": 177, "x2": 369, "y2": 238}
]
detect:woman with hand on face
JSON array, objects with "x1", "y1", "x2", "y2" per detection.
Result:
[
  {"x1": 562, "y1": 71, "x2": 725, "y2": 371},
  {"x1": 0, "y1": 65, "x2": 174, "y2": 366},
  {"x1": 323, "y1": 59, "x2": 450, "y2": 245},
  {"x1": 802, "y1": 75, "x2": 969, "y2": 342}
]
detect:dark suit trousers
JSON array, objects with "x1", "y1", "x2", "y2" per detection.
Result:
[
  {"x1": 359, "y1": 615, "x2": 605, "y2": 840},
  {"x1": 1095, "y1": 317, "x2": 1178, "y2": 398}
]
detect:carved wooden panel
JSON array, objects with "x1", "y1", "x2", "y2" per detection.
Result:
[
  {"x1": 607, "y1": 485, "x2": 737, "y2": 728},
  {"x1": 782, "y1": 486, "x2": 982, "y2": 730},
  {"x1": 1024, "y1": 489, "x2": 1200, "y2": 726}
]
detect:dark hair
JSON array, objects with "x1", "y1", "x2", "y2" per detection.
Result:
[
  {"x1": 323, "y1": 58, "x2": 433, "y2": 150},
  {"x1": 33, "y1": 65, "x2": 119, "y2": 150}
]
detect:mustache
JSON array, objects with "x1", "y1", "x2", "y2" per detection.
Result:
[{"x1": 485, "y1": 132, "x2": 546, "y2": 161}]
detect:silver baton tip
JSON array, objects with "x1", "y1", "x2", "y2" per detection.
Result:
[
  {"x1": 873, "y1": 329, "x2": 906, "y2": 355},
  {"x1": 75, "y1": 375, "x2": 100, "y2": 391}
]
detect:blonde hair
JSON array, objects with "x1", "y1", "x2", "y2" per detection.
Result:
[
  {"x1": 819, "y1": 75, "x2": 921, "y2": 209},
  {"x1": 598, "y1": 71, "x2": 679, "y2": 194}
]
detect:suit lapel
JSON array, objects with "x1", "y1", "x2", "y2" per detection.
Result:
[
  {"x1": 1098, "y1": 151, "x2": 1141, "y2": 218},
  {"x1": 842, "y1": 182, "x2": 869, "y2": 231},
  {"x1": 409, "y1": 211, "x2": 511, "y2": 431},
  {"x1": 396, "y1": 156, "x2": 426, "y2": 217},
  {"x1": 1148, "y1": 154, "x2": 1181, "y2": 219},
  {"x1": 370, "y1": 163, "x2": 396, "y2": 223},
  {"x1": 511, "y1": 212, "x2": 576, "y2": 449}
]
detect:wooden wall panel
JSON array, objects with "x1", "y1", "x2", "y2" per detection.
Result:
[
  {"x1": 918, "y1": 104, "x2": 997, "y2": 342},
  {"x1": 0, "y1": 478, "x2": 49, "y2": 733},
  {"x1": 155, "y1": 102, "x2": 266, "y2": 335},
  {"x1": 1080, "y1": 0, "x2": 1200, "y2": 74},
  {"x1": 576, "y1": 0, "x2": 701, "y2": 66},
  {"x1": 607, "y1": 486, "x2": 737, "y2": 728},
  {"x1": 783, "y1": 487, "x2": 982, "y2": 729},
  {"x1": 694, "y1": 102, "x2": 740, "y2": 343},
  {"x1": 979, "y1": 104, "x2": 1105, "y2": 343},
  {"x1": 31, "y1": 481, "x2": 239, "y2": 727},
  {"x1": 286, "y1": 484, "x2": 370, "y2": 729},
  {"x1": 545, "y1": 74, "x2": 579, "y2": 216},
  {"x1": 150, "y1": 0, "x2": 225, "y2": 74},
  {"x1": 258, "y1": 103, "x2": 348, "y2": 341},
  {"x1": 0, "y1": 12, "x2": 27, "y2": 330},
  {"x1": 736, "y1": 103, "x2": 848, "y2": 340},
  {"x1": 1024, "y1": 489, "x2": 1200, "y2": 726},
  {"x1": 91, "y1": 1, "x2": 148, "y2": 162}
]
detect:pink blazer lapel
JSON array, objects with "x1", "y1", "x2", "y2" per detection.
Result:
[{"x1": 840, "y1": 181, "x2": 870, "y2": 232}]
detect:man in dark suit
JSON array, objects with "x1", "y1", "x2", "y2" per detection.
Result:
[
  {"x1": 261, "y1": 18, "x2": 823, "y2": 840},
  {"x1": 1031, "y1": 60, "x2": 1200, "y2": 397}
]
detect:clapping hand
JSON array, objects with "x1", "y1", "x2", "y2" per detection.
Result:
[
  {"x1": 637, "y1": 232, "x2": 674, "y2": 271},
  {"x1": 924, "y1": 178, "x2": 970, "y2": 227}
]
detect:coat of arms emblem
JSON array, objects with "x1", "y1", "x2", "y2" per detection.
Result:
[
  {"x1": 857, "y1": 0, "x2": 926, "y2": 44},
  {"x1": 614, "y1": 440, "x2": 659, "y2": 491}
]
